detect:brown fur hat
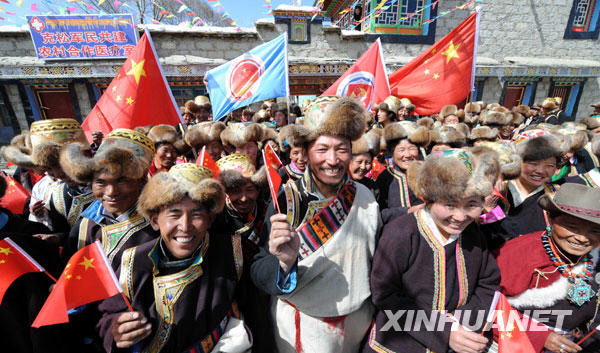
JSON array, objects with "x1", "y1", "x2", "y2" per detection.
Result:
[
  {"x1": 440, "y1": 104, "x2": 458, "y2": 119},
  {"x1": 464, "y1": 102, "x2": 482, "y2": 115},
  {"x1": 278, "y1": 124, "x2": 311, "y2": 152},
  {"x1": 221, "y1": 123, "x2": 264, "y2": 149},
  {"x1": 147, "y1": 125, "x2": 187, "y2": 153},
  {"x1": 416, "y1": 117, "x2": 435, "y2": 129},
  {"x1": 551, "y1": 128, "x2": 589, "y2": 152},
  {"x1": 481, "y1": 111, "x2": 511, "y2": 126},
  {"x1": 509, "y1": 112, "x2": 525, "y2": 126},
  {"x1": 430, "y1": 125, "x2": 467, "y2": 147},
  {"x1": 252, "y1": 109, "x2": 271, "y2": 123},
  {"x1": 516, "y1": 134, "x2": 566, "y2": 163},
  {"x1": 352, "y1": 130, "x2": 381, "y2": 156},
  {"x1": 472, "y1": 142, "x2": 522, "y2": 180},
  {"x1": 384, "y1": 121, "x2": 430, "y2": 148},
  {"x1": 307, "y1": 97, "x2": 368, "y2": 142},
  {"x1": 137, "y1": 164, "x2": 224, "y2": 218},
  {"x1": 513, "y1": 105, "x2": 531, "y2": 118},
  {"x1": 184, "y1": 121, "x2": 226, "y2": 149},
  {"x1": 31, "y1": 142, "x2": 61, "y2": 169},
  {"x1": 184, "y1": 100, "x2": 202, "y2": 115},
  {"x1": 134, "y1": 125, "x2": 154, "y2": 135},
  {"x1": 582, "y1": 117, "x2": 600, "y2": 130},
  {"x1": 407, "y1": 149, "x2": 498, "y2": 203},
  {"x1": 1, "y1": 132, "x2": 36, "y2": 169},
  {"x1": 590, "y1": 135, "x2": 600, "y2": 157},
  {"x1": 60, "y1": 142, "x2": 147, "y2": 184},
  {"x1": 217, "y1": 167, "x2": 267, "y2": 193},
  {"x1": 469, "y1": 126, "x2": 498, "y2": 141}
]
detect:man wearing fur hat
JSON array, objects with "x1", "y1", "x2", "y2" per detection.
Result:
[
  {"x1": 184, "y1": 121, "x2": 227, "y2": 162},
  {"x1": 251, "y1": 97, "x2": 381, "y2": 352},
  {"x1": 540, "y1": 97, "x2": 567, "y2": 125},
  {"x1": 376, "y1": 95, "x2": 401, "y2": 128},
  {"x1": 146, "y1": 124, "x2": 187, "y2": 175},
  {"x1": 396, "y1": 97, "x2": 416, "y2": 122},
  {"x1": 193, "y1": 95, "x2": 212, "y2": 122},
  {"x1": 61, "y1": 129, "x2": 159, "y2": 269},
  {"x1": 221, "y1": 122, "x2": 266, "y2": 167},
  {"x1": 278, "y1": 124, "x2": 310, "y2": 184},
  {"x1": 98, "y1": 163, "x2": 252, "y2": 353}
]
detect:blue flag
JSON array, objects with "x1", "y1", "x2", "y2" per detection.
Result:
[{"x1": 205, "y1": 33, "x2": 289, "y2": 121}]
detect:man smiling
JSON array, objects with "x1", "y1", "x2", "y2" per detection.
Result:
[
  {"x1": 251, "y1": 97, "x2": 382, "y2": 352},
  {"x1": 60, "y1": 128, "x2": 159, "y2": 269}
]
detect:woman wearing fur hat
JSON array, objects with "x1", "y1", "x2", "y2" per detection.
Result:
[
  {"x1": 98, "y1": 163, "x2": 252, "y2": 353},
  {"x1": 366, "y1": 149, "x2": 500, "y2": 353},
  {"x1": 278, "y1": 124, "x2": 309, "y2": 184},
  {"x1": 184, "y1": 121, "x2": 227, "y2": 162},
  {"x1": 469, "y1": 126, "x2": 499, "y2": 145},
  {"x1": 251, "y1": 97, "x2": 381, "y2": 353},
  {"x1": 376, "y1": 121, "x2": 430, "y2": 224},
  {"x1": 147, "y1": 124, "x2": 187, "y2": 176},
  {"x1": 60, "y1": 129, "x2": 159, "y2": 269},
  {"x1": 396, "y1": 97, "x2": 416, "y2": 122},
  {"x1": 376, "y1": 95, "x2": 402, "y2": 128},
  {"x1": 429, "y1": 124, "x2": 468, "y2": 154},
  {"x1": 497, "y1": 131, "x2": 563, "y2": 238},
  {"x1": 439, "y1": 104, "x2": 461, "y2": 125},
  {"x1": 349, "y1": 130, "x2": 380, "y2": 196},
  {"x1": 494, "y1": 183, "x2": 600, "y2": 353}
]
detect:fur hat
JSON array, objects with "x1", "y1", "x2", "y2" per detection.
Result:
[
  {"x1": 542, "y1": 97, "x2": 560, "y2": 110},
  {"x1": 430, "y1": 125, "x2": 467, "y2": 147},
  {"x1": 464, "y1": 102, "x2": 482, "y2": 115},
  {"x1": 352, "y1": 130, "x2": 381, "y2": 156},
  {"x1": 252, "y1": 109, "x2": 271, "y2": 123},
  {"x1": 278, "y1": 124, "x2": 311, "y2": 152},
  {"x1": 439, "y1": 105, "x2": 458, "y2": 119},
  {"x1": 551, "y1": 127, "x2": 589, "y2": 152},
  {"x1": 184, "y1": 121, "x2": 226, "y2": 149},
  {"x1": 416, "y1": 117, "x2": 435, "y2": 130},
  {"x1": 582, "y1": 117, "x2": 600, "y2": 130},
  {"x1": 60, "y1": 128, "x2": 155, "y2": 184},
  {"x1": 481, "y1": 110, "x2": 511, "y2": 126},
  {"x1": 399, "y1": 98, "x2": 415, "y2": 112},
  {"x1": 472, "y1": 141, "x2": 522, "y2": 179},
  {"x1": 509, "y1": 112, "x2": 525, "y2": 126},
  {"x1": 147, "y1": 124, "x2": 187, "y2": 153},
  {"x1": 514, "y1": 131, "x2": 566, "y2": 163},
  {"x1": 512, "y1": 105, "x2": 531, "y2": 118},
  {"x1": 137, "y1": 163, "x2": 224, "y2": 218},
  {"x1": 407, "y1": 148, "x2": 498, "y2": 203},
  {"x1": 216, "y1": 153, "x2": 267, "y2": 192},
  {"x1": 384, "y1": 121, "x2": 430, "y2": 148},
  {"x1": 220, "y1": 123, "x2": 264, "y2": 149},
  {"x1": 590, "y1": 135, "x2": 600, "y2": 157},
  {"x1": 469, "y1": 126, "x2": 498, "y2": 141},
  {"x1": 184, "y1": 100, "x2": 202, "y2": 115},
  {"x1": 378, "y1": 96, "x2": 402, "y2": 114},
  {"x1": 2, "y1": 119, "x2": 87, "y2": 169},
  {"x1": 304, "y1": 97, "x2": 368, "y2": 142}
]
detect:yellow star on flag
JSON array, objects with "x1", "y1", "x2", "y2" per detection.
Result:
[
  {"x1": 0, "y1": 247, "x2": 13, "y2": 256},
  {"x1": 76, "y1": 275, "x2": 82, "y2": 280},
  {"x1": 116, "y1": 95, "x2": 122, "y2": 103},
  {"x1": 78, "y1": 256, "x2": 95, "y2": 271},
  {"x1": 66, "y1": 274, "x2": 72, "y2": 279},
  {"x1": 433, "y1": 73, "x2": 440, "y2": 79},
  {"x1": 0, "y1": 260, "x2": 5, "y2": 264},
  {"x1": 442, "y1": 41, "x2": 461, "y2": 64},
  {"x1": 112, "y1": 86, "x2": 117, "y2": 93},
  {"x1": 424, "y1": 69, "x2": 430, "y2": 75},
  {"x1": 8, "y1": 180, "x2": 15, "y2": 186},
  {"x1": 127, "y1": 59, "x2": 147, "y2": 85},
  {"x1": 126, "y1": 97, "x2": 134, "y2": 105},
  {"x1": 506, "y1": 332, "x2": 513, "y2": 338}
]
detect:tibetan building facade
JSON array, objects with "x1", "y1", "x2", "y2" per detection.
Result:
[{"x1": 0, "y1": 0, "x2": 598, "y2": 144}]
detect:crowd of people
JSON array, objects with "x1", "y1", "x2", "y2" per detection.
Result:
[{"x1": 1, "y1": 93, "x2": 600, "y2": 353}]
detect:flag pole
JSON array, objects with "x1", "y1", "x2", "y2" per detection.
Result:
[
  {"x1": 263, "y1": 149, "x2": 281, "y2": 213},
  {"x1": 44, "y1": 271, "x2": 57, "y2": 283},
  {"x1": 576, "y1": 328, "x2": 597, "y2": 345},
  {"x1": 120, "y1": 292, "x2": 135, "y2": 313},
  {"x1": 469, "y1": 7, "x2": 482, "y2": 105}
]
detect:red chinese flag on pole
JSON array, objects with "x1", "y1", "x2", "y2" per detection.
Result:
[
  {"x1": 262, "y1": 149, "x2": 282, "y2": 213},
  {"x1": 264, "y1": 143, "x2": 283, "y2": 169},
  {"x1": 322, "y1": 38, "x2": 390, "y2": 111},
  {"x1": 389, "y1": 11, "x2": 480, "y2": 116},
  {"x1": 32, "y1": 241, "x2": 123, "y2": 328},
  {"x1": 0, "y1": 238, "x2": 46, "y2": 304},
  {"x1": 195, "y1": 146, "x2": 220, "y2": 178},
  {"x1": 490, "y1": 292, "x2": 535, "y2": 353},
  {"x1": 82, "y1": 31, "x2": 183, "y2": 141},
  {"x1": 0, "y1": 172, "x2": 31, "y2": 214}
]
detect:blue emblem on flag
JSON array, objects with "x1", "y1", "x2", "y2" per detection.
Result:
[{"x1": 204, "y1": 33, "x2": 289, "y2": 121}]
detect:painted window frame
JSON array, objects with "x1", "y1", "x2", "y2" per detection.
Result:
[{"x1": 564, "y1": 0, "x2": 600, "y2": 39}]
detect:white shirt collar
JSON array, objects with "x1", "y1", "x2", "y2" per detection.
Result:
[
  {"x1": 588, "y1": 168, "x2": 600, "y2": 186},
  {"x1": 507, "y1": 180, "x2": 544, "y2": 208},
  {"x1": 421, "y1": 208, "x2": 460, "y2": 246}
]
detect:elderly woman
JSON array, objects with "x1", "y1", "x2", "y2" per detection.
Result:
[
  {"x1": 366, "y1": 149, "x2": 501, "y2": 353},
  {"x1": 98, "y1": 163, "x2": 252, "y2": 353},
  {"x1": 349, "y1": 130, "x2": 381, "y2": 196},
  {"x1": 375, "y1": 121, "x2": 429, "y2": 223},
  {"x1": 495, "y1": 183, "x2": 600, "y2": 353}
]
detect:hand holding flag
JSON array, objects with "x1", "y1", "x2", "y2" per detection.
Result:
[
  {"x1": 32, "y1": 241, "x2": 132, "y2": 328},
  {"x1": 486, "y1": 291, "x2": 536, "y2": 353}
]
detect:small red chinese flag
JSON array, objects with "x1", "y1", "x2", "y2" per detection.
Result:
[
  {"x1": 264, "y1": 143, "x2": 283, "y2": 170},
  {"x1": 389, "y1": 11, "x2": 480, "y2": 115},
  {"x1": 0, "y1": 173, "x2": 31, "y2": 214},
  {"x1": 82, "y1": 31, "x2": 182, "y2": 141},
  {"x1": 262, "y1": 149, "x2": 282, "y2": 213},
  {"x1": 195, "y1": 146, "x2": 220, "y2": 178},
  {"x1": 369, "y1": 159, "x2": 387, "y2": 180},
  {"x1": 489, "y1": 292, "x2": 535, "y2": 353},
  {"x1": 32, "y1": 241, "x2": 123, "y2": 328},
  {"x1": 0, "y1": 238, "x2": 46, "y2": 304}
]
